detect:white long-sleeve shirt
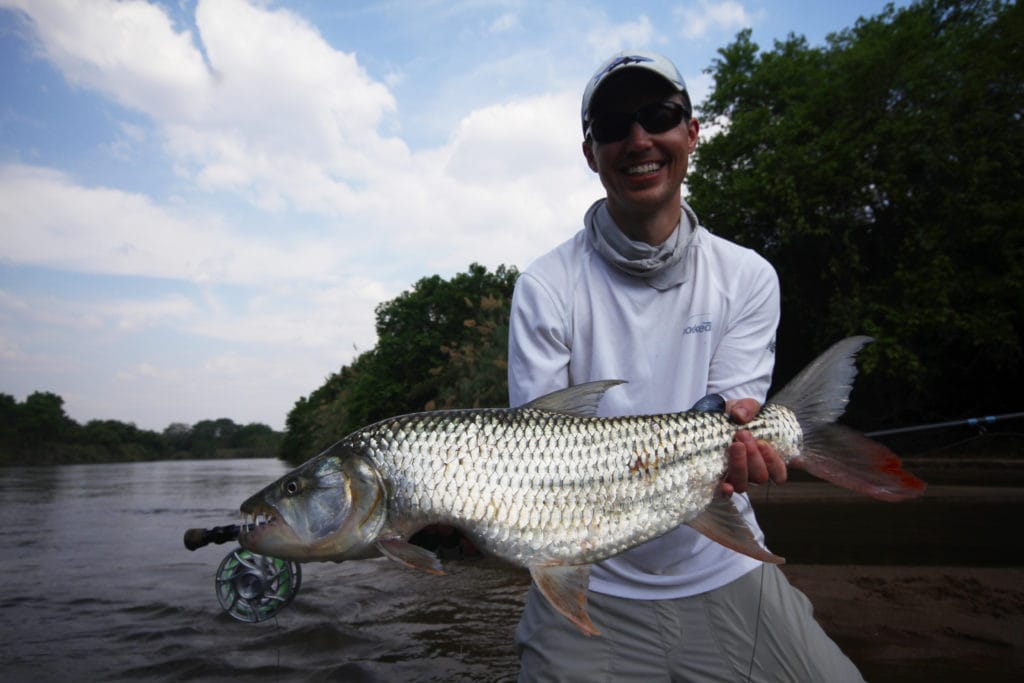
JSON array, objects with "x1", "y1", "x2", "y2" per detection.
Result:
[{"x1": 508, "y1": 220, "x2": 781, "y2": 599}]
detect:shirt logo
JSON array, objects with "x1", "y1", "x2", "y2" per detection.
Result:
[{"x1": 684, "y1": 320, "x2": 712, "y2": 335}]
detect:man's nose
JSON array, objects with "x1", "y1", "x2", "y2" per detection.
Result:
[{"x1": 625, "y1": 119, "x2": 653, "y2": 146}]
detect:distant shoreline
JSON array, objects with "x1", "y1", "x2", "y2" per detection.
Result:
[{"x1": 0, "y1": 446, "x2": 278, "y2": 466}]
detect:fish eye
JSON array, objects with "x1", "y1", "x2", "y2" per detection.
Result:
[{"x1": 284, "y1": 478, "x2": 302, "y2": 495}]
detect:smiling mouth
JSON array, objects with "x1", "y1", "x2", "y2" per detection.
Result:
[{"x1": 624, "y1": 161, "x2": 663, "y2": 176}]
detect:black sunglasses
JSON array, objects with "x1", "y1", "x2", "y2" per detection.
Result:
[{"x1": 586, "y1": 101, "x2": 689, "y2": 144}]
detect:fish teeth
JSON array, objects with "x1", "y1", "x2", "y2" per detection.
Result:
[{"x1": 240, "y1": 512, "x2": 274, "y2": 531}]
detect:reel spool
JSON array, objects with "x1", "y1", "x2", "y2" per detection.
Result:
[{"x1": 215, "y1": 547, "x2": 301, "y2": 623}]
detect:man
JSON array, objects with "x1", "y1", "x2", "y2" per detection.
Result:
[{"x1": 507, "y1": 51, "x2": 864, "y2": 682}]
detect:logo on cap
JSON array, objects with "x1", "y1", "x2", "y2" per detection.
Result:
[{"x1": 593, "y1": 55, "x2": 655, "y2": 84}]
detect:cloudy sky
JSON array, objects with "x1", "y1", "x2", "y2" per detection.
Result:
[{"x1": 0, "y1": 0, "x2": 905, "y2": 432}]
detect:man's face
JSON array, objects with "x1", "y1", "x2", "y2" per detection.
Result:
[{"x1": 582, "y1": 72, "x2": 698, "y2": 237}]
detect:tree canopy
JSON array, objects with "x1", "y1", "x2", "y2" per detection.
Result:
[
  {"x1": 688, "y1": 0, "x2": 1023, "y2": 425},
  {"x1": 281, "y1": 263, "x2": 518, "y2": 464},
  {"x1": 0, "y1": 391, "x2": 282, "y2": 465}
]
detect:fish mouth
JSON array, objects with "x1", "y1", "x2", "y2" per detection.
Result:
[{"x1": 238, "y1": 503, "x2": 287, "y2": 549}]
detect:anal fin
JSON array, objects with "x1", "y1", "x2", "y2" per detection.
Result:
[
  {"x1": 529, "y1": 564, "x2": 599, "y2": 636},
  {"x1": 687, "y1": 497, "x2": 785, "y2": 564}
]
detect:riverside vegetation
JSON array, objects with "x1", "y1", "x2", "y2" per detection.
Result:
[{"x1": 0, "y1": 392, "x2": 282, "y2": 465}]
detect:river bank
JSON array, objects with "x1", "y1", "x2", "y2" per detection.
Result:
[{"x1": 750, "y1": 479, "x2": 1024, "y2": 681}]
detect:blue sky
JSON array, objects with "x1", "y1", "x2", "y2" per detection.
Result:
[{"x1": 0, "y1": 0, "x2": 907, "y2": 433}]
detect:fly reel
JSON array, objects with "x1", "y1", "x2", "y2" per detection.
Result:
[{"x1": 214, "y1": 546, "x2": 302, "y2": 623}]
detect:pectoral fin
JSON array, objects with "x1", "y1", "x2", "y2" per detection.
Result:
[
  {"x1": 529, "y1": 564, "x2": 599, "y2": 636},
  {"x1": 687, "y1": 497, "x2": 785, "y2": 564},
  {"x1": 375, "y1": 538, "x2": 445, "y2": 575}
]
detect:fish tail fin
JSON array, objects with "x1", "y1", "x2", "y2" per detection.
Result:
[{"x1": 772, "y1": 336, "x2": 926, "y2": 502}]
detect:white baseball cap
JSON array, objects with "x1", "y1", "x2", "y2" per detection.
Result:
[{"x1": 581, "y1": 51, "x2": 688, "y2": 133}]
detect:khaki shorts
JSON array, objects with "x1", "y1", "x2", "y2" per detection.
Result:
[{"x1": 515, "y1": 564, "x2": 865, "y2": 682}]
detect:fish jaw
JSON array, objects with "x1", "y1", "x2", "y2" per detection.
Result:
[
  {"x1": 237, "y1": 500, "x2": 309, "y2": 559},
  {"x1": 238, "y1": 447, "x2": 389, "y2": 562}
]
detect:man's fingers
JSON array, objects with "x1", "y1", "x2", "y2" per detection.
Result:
[
  {"x1": 747, "y1": 441, "x2": 770, "y2": 485},
  {"x1": 723, "y1": 401, "x2": 788, "y2": 491},
  {"x1": 726, "y1": 398, "x2": 758, "y2": 425},
  {"x1": 725, "y1": 440, "x2": 748, "y2": 494},
  {"x1": 761, "y1": 440, "x2": 788, "y2": 484}
]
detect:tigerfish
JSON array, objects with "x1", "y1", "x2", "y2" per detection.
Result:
[{"x1": 239, "y1": 336, "x2": 925, "y2": 635}]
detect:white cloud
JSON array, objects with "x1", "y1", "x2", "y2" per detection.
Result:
[
  {"x1": 2, "y1": 1, "x2": 604, "y2": 277},
  {"x1": 674, "y1": 0, "x2": 753, "y2": 40},
  {"x1": 5, "y1": 0, "x2": 402, "y2": 214},
  {"x1": 186, "y1": 281, "x2": 381, "y2": 353},
  {"x1": 114, "y1": 362, "x2": 182, "y2": 384},
  {"x1": 489, "y1": 12, "x2": 520, "y2": 33},
  {"x1": 0, "y1": 164, "x2": 342, "y2": 286},
  {"x1": 0, "y1": 332, "x2": 79, "y2": 378},
  {"x1": 104, "y1": 353, "x2": 324, "y2": 429},
  {"x1": 381, "y1": 91, "x2": 599, "y2": 274},
  {"x1": 585, "y1": 15, "x2": 656, "y2": 56},
  {"x1": 0, "y1": 0, "x2": 612, "y2": 430},
  {"x1": 0, "y1": 275, "x2": 380, "y2": 429},
  {"x1": 0, "y1": 333, "x2": 23, "y2": 360},
  {"x1": 105, "y1": 294, "x2": 196, "y2": 331},
  {"x1": 103, "y1": 121, "x2": 148, "y2": 161},
  {"x1": 4, "y1": 0, "x2": 211, "y2": 117}
]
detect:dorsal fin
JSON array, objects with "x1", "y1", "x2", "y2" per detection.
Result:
[{"x1": 523, "y1": 380, "x2": 625, "y2": 417}]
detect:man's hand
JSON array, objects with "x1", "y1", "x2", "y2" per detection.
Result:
[{"x1": 719, "y1": 398, "x2": 787, "y2": 496}]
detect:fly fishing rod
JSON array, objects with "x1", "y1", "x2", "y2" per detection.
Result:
[
  {"x1": 866, "y1": 411, "x2": 1024, "y2": 438},
  {"x1": 183, "y1": 524, "x2": 246, "y2": 550},
  {"x1": 184, "y1": 524, "x2": 301, "y2": 623}
]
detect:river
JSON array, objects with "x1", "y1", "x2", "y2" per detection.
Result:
[
  {"x1": 0, "y1": 459, "x2": 527, "y2": 682},
  {"x1": 3, "y1": 458, "x2": 1021, "y2": 682}
]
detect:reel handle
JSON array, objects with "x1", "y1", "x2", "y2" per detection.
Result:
[{"x1": 183, "y1": 524, "x2": 244, "y2": 551}]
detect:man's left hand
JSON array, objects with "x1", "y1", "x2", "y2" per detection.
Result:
[{"x1": 719, "y1": 398, "x2": 787, "y2": 496}]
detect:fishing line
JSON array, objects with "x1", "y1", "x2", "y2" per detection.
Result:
[
  {"x1": 745, "y1": 481, "x2": 771, "y2": 683},
  {"x1": 273, "y1": 614, "x2": 283, "y2": 683}
]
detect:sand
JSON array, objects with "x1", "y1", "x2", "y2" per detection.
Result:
[
  {"x1": 751, "y1": 480, "x2": 1024, "y2": 682},
  {"x1": 784, "y1": 564, "x2": 1023, "y2": 682}
]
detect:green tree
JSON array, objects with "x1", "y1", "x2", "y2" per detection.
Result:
[
  {"x1": 280, "y1": 365, "x2": 358, "y2": 463},
  {"x1": 18, "y1": 391, "x2": 73, "y2": 446},
  {"x1": 190, "y1": 418, "x2": 240, "y2": 458},
  {"x1": 689, "y1": 0, "x2": 1023, "y2": 425},
  {"x1": 352, "y1": 263, "x2": 519, "y2": 424},
  {"x1": 80, "y1": 420, "x2": 125, "y2": 446},
  {"x1": 427, "y1": 291, "x2": 514, "y2": 410},
  {"x1": 0, "y1": 391, "x2": 281, "y2": 464},
  {"x1": 281, "y1": 263, "x2": 518, "y2": 464},
  {"x1": 225, "y1": 422, "x2": 283, "y2": 458},
  {"x1": 0, "y1": 393, "x2": 18, "y2": 463},
  {"x1": 230, "y1": 422, "x2": 277, "y2": 448},
  {"x1": 162, "y1": 422, "x2": 192, "y2": 453}
]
